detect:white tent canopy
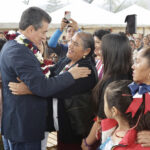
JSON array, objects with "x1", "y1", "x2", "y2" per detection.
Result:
[
  {"x1": 49, "y1": 0, "x2": 116, "y2": 26},
  {"x1": 115, "y1": 4, "x2": 150, "y2": 26},
  {"x1": 0, "y1": 0, "x2": 28, "y2": 23},
  {"x1": 1, "y1": 1, "x2": 150, "y2": 29},
  {"x1": 0, "y1": 0, "x2": 28, "y2": 29}
]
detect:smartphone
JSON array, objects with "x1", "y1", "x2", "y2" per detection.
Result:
[{"x1": 64, "y1": 11, "x2": 71, "y2": 23}]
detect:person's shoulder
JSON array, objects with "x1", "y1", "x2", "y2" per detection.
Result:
[
  {"x1": 1, "y1": 40, "x2": 31, "y2": 62},
  {"x1": 57, "y1": 57, "x2": 69, "y2": 64},
  {"x1": 78, "y1": 57, "x2": 95, "y2": 66},
  {"x1": 3, "y1": 40, "x2": 25, "y2": 51}
]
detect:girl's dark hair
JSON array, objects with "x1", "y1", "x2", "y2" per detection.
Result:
[
  {"x1": 93, "y1": 29, "x2": 110, "y2": 40},
  {"x1": 102, "y1": 33, "x2": 132, "y2": 76},
  {"x1": 93, "y1": 33, "x2": 132, "y2": 112},
  {"x1": 105, "y1": 80, "x2": 150, "y2": 131}
]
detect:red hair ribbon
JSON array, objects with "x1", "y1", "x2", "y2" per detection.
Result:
[{"x1": 126, "y1": 93, "x2": 150, "y2": 118}]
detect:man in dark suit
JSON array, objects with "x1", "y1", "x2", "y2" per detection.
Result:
[{"x1": 0, "y1": 7, "x2": 90, "y2": 150}]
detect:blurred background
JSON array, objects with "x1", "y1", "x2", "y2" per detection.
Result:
[{"x1": 1, "y1": 0, "x2": 150, "y2": 36}]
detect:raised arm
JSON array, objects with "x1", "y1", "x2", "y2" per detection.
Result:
[{"x1": 48, "y1": 18, "x2": 68, "y2": 48}]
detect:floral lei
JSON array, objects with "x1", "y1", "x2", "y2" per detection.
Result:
[{"x1": 5, "y1": 30, "x2": 50, "y2": 78}]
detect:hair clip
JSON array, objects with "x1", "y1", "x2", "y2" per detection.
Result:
[{"x1": 122, "y1": 94, "x2": 132, "y2": 96}]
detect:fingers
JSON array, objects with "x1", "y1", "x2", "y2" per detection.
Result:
[
  {"x1": 8, "y1": 82, "x2": 18, "y2": 88},
  {"x1": 74, "y1": 64, "x2": 78, "y2": 67},
  {"x1": 16, "y1": 77, "x2": 22, "y2": 82},
  {"x1": 137, "y1": 131, "x2": 150, "y2": 147},
  {"x1": 11, "y1": 92, "x2": 20, "y2": 95},
  {"x1": 8, "y1": 82, "x2": 21, "y2": 93},
  {"x1": 138, "y1": 131, "x2": 150, "y2": 135},
  {"x1": 141, "y1": 144, "x2": 150, "y2": 147}
]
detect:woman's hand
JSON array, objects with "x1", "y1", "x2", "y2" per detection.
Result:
[
  {"x1": 137, "y1": 131, "x2": 150, "y2": 147},
  {"x1": 8, "y1": 78, "x2": 32, "y2": 95},
  {"x1": 81, "y1": 139, "x2": 89, "y2": 150}
]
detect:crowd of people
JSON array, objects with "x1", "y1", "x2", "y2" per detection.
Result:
[{"x1": 0, "y1": 6, "x2": 150, "y2": 150}]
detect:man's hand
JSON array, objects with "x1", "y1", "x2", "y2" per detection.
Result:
[
  {"x1": 68, "y1": 64, "x2": 91, "y2": 79},
  {"x1": 137, "y1": 131, "x2": 150, "y2": 147},
  {"x1": 8, "y1": 78, "x2": 32, "y2": 95}
]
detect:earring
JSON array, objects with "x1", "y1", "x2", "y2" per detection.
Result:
[{"x1": 83, "y1": 55, "x2": 86, "y2": 59}]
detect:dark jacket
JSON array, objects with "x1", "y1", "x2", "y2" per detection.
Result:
[
  {"x1": 0, "y1": 40, "x2": 75, "y2": 142},
  {"x1": 0, "y1": 73, "x2": 2, "y2": 128},
  {"x1": 47, "y1": 56, "x2": 98, "y2": 143}
]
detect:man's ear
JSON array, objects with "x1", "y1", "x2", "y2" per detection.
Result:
[{"x1": 26, "y1": 25, "x2": 34, "y2": 34}]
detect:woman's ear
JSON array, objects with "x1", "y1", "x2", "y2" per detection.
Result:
[{"x1": 84, "y1": 48, "x2": 91, "y2": 56}]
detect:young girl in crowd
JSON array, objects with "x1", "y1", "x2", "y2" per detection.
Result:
[
  {"x1": 93, "y1": 29, "x2": 110, "y2": 80},
  {"x1": 99, "y1": 80, "x2": 150, "y2": 150}
]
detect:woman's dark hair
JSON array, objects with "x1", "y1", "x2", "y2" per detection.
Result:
[
  {"x1": 19, "y1": 7, "x2": 51, "y2": 30},
  {"x1": 93, "y1": 33, "x2": 132, "y2": 112},
  {"x1": 76, "y1": 31, "x2": 95, "y2": 64},
  {"x1": 105, "y1": 80, "x2": 150, "y2": 131},
  {"x1": 102, "y1": 33, "x2": 132, "y2": 76},
  {"x1": 93, "y1": 29, "x2": 110, "y2": 40},
  {"x1": 142, "y1": 47, "x2": 150, "y2": 66}
]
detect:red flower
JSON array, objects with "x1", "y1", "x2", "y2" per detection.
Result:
[
  {"x1": 5, "y1": 33, "x2": 17, "y2": 40},
  {"x1": 43, "y1": 67, "x2": 49, "y2": 74},
  {"x1": 41, "y1": 63, "x2": 46, "y2": 68},
  {"x1": 44, "y1": 59, "x2": 53, "y2": 65},
  {"x1": 28, "y1": 42, "x2": 33, "y2": 49},
  {"x1": 33, "y1": 49, "x2": 38, "y2": 54},
  {"x1": 9, "y1": 34, "x2": 17, "y2": 40}
]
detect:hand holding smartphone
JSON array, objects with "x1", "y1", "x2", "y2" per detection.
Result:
[{"x1": 64, "y1": 11, "x2": 71, "y2": 24}]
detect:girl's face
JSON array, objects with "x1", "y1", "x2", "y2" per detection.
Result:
[
  {"x1": 94, "y1": 36, "x2": 102, "y2": 57},
  {"x1": 132, "y1": 49, "x2": 150, "y2": 84}
]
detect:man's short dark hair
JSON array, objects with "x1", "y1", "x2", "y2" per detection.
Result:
[{"x1": 19, "y1": 7, "x2": 52, "y2": 30}]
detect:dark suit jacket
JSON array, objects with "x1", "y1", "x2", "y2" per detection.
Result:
[
  {"x1": 0, "y1": 74, "x2": 2, "y2": 128},
  {"x1": 0, "y1": 40, "x2": 75, "y2": 142}
]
